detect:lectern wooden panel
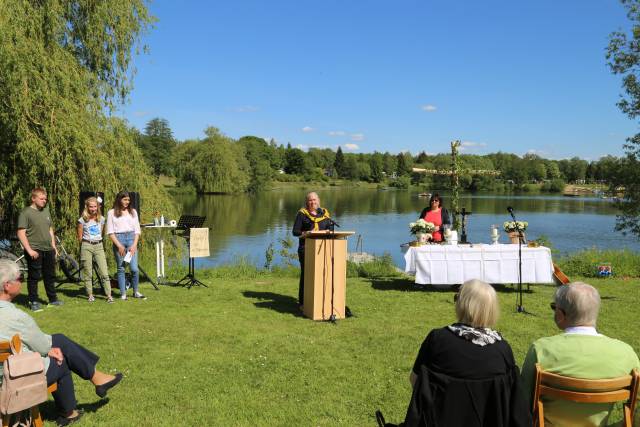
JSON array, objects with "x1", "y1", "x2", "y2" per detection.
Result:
[{"x1": 303, "y1": 231, "x2": 354, "y2": 321}]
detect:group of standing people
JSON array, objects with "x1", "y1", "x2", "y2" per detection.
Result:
[{"x1": 16, "y1": 187, "x2": 145, "y2": 311}]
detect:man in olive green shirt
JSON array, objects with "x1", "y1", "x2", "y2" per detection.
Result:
[
  {"x1": 521, "y1": 282, "x2": 640, "y2": 426},
  {"x1": 17, "y1": 187, "x2": 62, "y2": 311}
]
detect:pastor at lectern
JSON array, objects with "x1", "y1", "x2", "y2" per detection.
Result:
[{"x1": 292, "y1": 191, "x2": 332, "y2": 308}]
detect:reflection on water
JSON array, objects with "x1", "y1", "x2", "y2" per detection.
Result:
[{"x1": 172, "y1": 189, "x2": 639, "y2": 268}]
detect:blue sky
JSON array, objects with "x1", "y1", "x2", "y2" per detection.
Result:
[{"x1": 120, "y1": 0, "x2": 637, "y2": 159}]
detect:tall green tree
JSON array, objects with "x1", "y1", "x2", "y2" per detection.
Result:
[
  {"x1": 0, "y1": 0, "x2": 175, "y2": 236},
  {"x1": 239, "y1": 136, "x2": 273, "y2": 192},
  {"x1": 138, "y1": 117, "x2": 176, "y2": 177},
  {"x1": 334, "y1": 147, "x2": 345, "y2": 178},
  {"x1": 607, "y1": 0, "x2": 640, "y2": 236},
  {"x1": 396, "y1": 152, "x2": 413, "y2": 177},
  {"x1": 369, "y1": 152, "x2": 384, "y2": 183},
  {"x1": 175, "y1": 127, "x2": 250, "y2": 193}
]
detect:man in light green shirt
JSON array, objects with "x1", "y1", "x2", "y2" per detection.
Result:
[
  {"x1": 0, "y1": 260, "x2": 123, "y2": 426},
  {"x1": 521, "y1": 282, "x2": 640, "y2": 426}
]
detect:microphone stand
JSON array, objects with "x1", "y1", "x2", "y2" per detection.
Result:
[
  {"x1": 509, "y1": 209, "x2": 530, "y2": 314},
  {"x1": 328, "y1": 219, "x2": 338, "y2": 323}
]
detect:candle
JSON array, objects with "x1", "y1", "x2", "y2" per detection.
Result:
[{"x1": 491, "y1": 227, "x2": 498, "y2": 237}]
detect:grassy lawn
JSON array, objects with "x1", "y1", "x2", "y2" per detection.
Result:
[{"x1": 21, "y1": 272, "x2": 640, "y2": 426}]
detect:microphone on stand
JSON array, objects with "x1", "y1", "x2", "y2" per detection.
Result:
[
  {"x1": 317, "y1": 208, "x2": 340, "y2": 227},
  {"x1": 507, "y1": 206, "x2": 516, "y2": 221}
]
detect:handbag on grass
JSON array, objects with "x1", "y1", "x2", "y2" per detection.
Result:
[{"x1": 0, "y1": 339, "x2": 47, "y2": 415}]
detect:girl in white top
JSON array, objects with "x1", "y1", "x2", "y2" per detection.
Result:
[
  {"x1": 106, "y1": 191, "x2": 145, "y2": 300},
  {"x1": 77, "y1": 197, "x2": 113, "y2": 302}
]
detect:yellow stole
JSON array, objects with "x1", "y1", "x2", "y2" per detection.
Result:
[{"x1": 299, "y1": 208, "x2": 331, "y2": 231}]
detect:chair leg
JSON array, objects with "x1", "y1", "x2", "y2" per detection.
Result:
[
  {"x1": 623, "y1": 405, "x2": 631, "y2": 427},
  {"x1": 31, "y1": 406, "x2": 44, "y2": 427}
]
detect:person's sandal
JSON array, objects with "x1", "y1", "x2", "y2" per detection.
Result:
[
  {"x1": 106, "y1": 296, "x2": 114, "y2": 303},
  {"x1": 87, "y1": 295, "x2": 95, "y2": 302}
]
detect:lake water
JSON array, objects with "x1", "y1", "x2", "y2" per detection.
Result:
[{"x1": 173, "y1": 189, "x2": 640, "y2": 268}]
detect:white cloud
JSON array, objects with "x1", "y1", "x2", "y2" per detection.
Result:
[
  {"x1": 460, "y1": 141, "x2": 487, "y2": 147},
  {"x1": 296, "y1": 144, "x2": 309, "y2": 151},
  {"x1": 459, "y1": 140, "x2": 487, "y2": 152},
  {"x1": 302, "y1": 126, "x2": 315, "y2": 133},
  {"x1": 231, "y1": 105, "x2": 260, "y2": 113},
  {"x1": 400, "y1": 149, "x2": 410, "y2": 154},
  {"x1": 421, "y1": 104, "x2": 437, "y2": 112},
  {"x1": 344, "y1": 143, "x2": 359, "y2": 151},
  {"x1": 328, "y1": 130, "x2": 346, "y2": 137},
  {"x1": 350, "y1": 133, "x2": 365, "y2": 141}
]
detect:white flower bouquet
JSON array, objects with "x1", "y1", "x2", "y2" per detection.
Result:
[
  {"x1": 503, "y1": 221, "x2": 528, "y2": 233},
  {"x1": 410, "y1": 219, "x2": 436, "y2": 235}
]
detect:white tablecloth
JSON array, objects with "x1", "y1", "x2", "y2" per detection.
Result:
[{"x1": 403, "y1": 244, "x2": 554, "y2": 285}]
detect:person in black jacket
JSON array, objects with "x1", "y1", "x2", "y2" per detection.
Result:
[
  {"x1": 402, "y1": 279, "x2": 531, "y2": 427},
  {"x1": 291, "y1": 192, "x2": 332, "y2": 307},
  {"x1": 418, "y1": 193, "x2": 451, "y2": 242}
]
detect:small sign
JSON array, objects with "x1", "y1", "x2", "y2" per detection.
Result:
[
  {"x1": 597, "y1": 264, "x2": 612, "y2": 277},
  {"x1": 189, "y1": 228, "x2": 210, "y2": 258}
]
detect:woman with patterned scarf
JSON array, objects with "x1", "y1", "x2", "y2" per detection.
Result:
[
  {"x1": 292, "y1": 192, "x2": 332, "y2": 308},
  {"x1": 395, "y1": 279, "x2": 531, "y2": 426}
]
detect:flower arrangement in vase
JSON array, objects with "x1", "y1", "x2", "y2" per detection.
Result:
[
  {"x1": 503, "y1": 221, "x2": 528, "y2": 244},
  {"x1": 409, "y1": 219, "x2": 436, "y2": 244}
]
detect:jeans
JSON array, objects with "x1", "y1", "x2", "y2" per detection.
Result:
[
  {"x1": 80, "y1": 242, "x2": 111, "y2": 297},
  {"x1": 112, "y1": 232, "x2": 139, "y2": 295},
  {"x1": 25, "y1": 249, "x2": 58, "y2": 303}
]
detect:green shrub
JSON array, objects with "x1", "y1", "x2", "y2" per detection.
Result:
[
  {"x1": 541, "y1": 179, "x2": 566, "y2": 193},
  {"x1": 389, "y1": 176, "x2": 410, "y2": 189},
  {"x1": 557, "y1": 249, "x2": 640, "y2": 278},
  {"x1": 346, "y1": 253, "x2": 402, "y2": 278}
]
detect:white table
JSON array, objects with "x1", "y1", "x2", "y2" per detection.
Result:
[
  {"x1": 403, "y1": 244, "x2": 554, "y2": 285},
  {"x1": 143, "y1": 225, "x2": 176, "y2": 285}
]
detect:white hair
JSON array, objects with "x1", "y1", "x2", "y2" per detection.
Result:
[
  {"x1": 555, "y1": 282, "x2": 600, "y2": 327},
  {"x1": 0, "y1": 260, "x2": 20, "y2": 288},
  {"x1": 455, "y1": 279, "x2": 499, "y2": 328}
]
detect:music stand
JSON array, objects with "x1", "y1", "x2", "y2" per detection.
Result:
[{"x1": 174, "y1": 215, "x2": 208, "y2": 289}]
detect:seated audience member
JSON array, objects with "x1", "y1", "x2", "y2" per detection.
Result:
[
  {"x1": 402, "y1": 279, "x2": 530, "y2": 427},
  {"x1": 0, "y1": 260, "x2": 123, "y2": 426},
  {"x1": 521, "y1": 282, "x2": 640, "y2": 426}
]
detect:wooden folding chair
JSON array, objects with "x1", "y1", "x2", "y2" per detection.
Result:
[
  {"x1": 0, "y1": 335, "x2": 57, "y2": 427},
  {"x1": 533, "y1": 363, "x2": 640, "y2": 427}
]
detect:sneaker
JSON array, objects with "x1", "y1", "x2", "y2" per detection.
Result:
[
  {"x1": 107, "y1": 296, "x2": 114, "y2": 303},
  {"x1": 48, "y1": 300, "x2": 64, "y2": 307},
  {"x1": 120, "y1": 295, "x2": 127, "y2": 301},
  {"x1": 29, "y1": 301, "x2": 43, "y2": 312},
  {"x1": 88, "y1": 295, "x2": 95, "y2": 302},
  {"x1": 133, "y1": 292, "x2": 147, "y2": 300}
]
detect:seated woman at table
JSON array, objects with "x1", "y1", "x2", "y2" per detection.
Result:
[
  {"x1": 400, "y1": 279, "x2": 530, "y2": 426},
  {"x1": 418, "y1": 193, "x2": 451, "y2": 242}
]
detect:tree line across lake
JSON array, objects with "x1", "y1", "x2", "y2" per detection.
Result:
[{"x1": 137, "y1": 118, "x2": 621, "y2": 194}]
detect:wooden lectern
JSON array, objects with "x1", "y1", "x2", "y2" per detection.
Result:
[{"x1": 303, "y1": 230, "x2": 355, "y2": 321}]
